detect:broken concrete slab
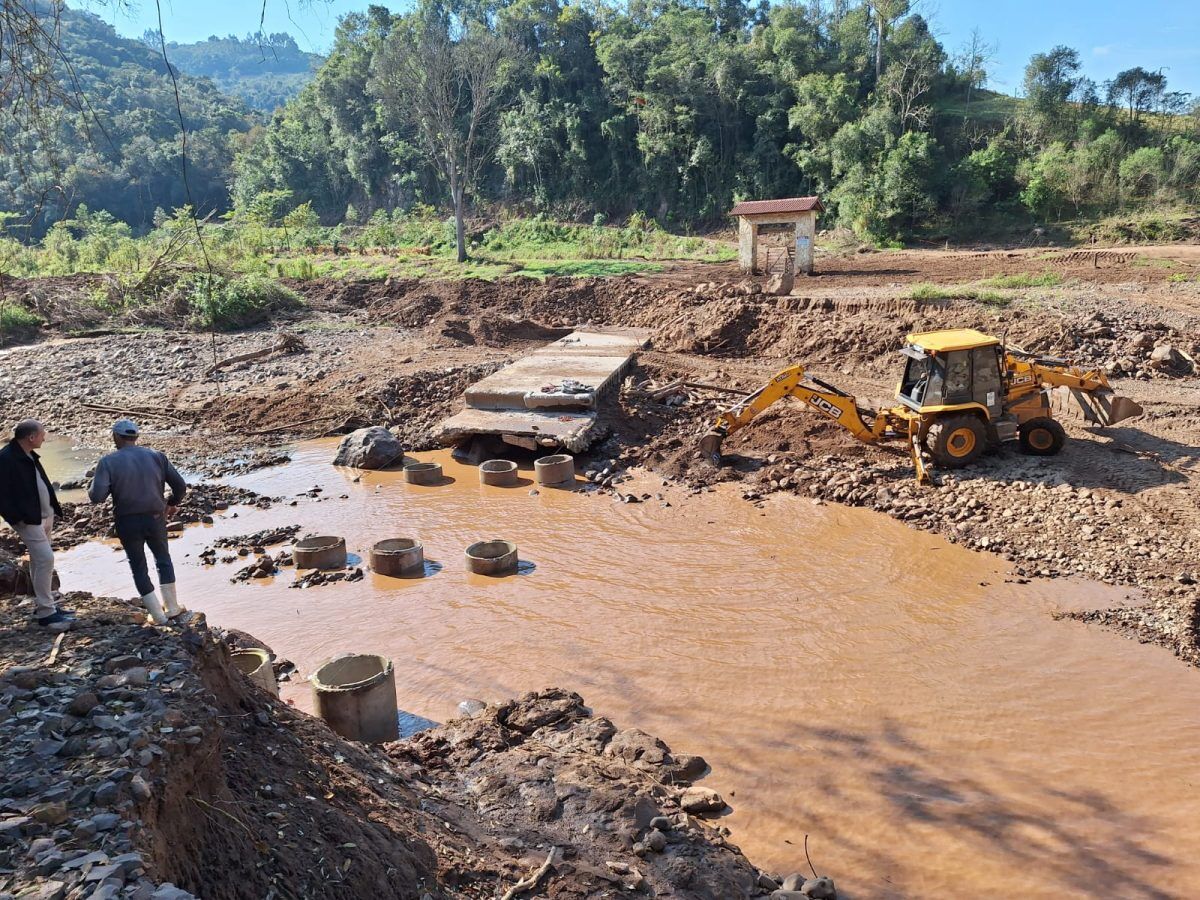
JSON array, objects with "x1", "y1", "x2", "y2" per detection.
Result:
[
  {"x1": 436, "y1": 328, "x2": 648, "y2": 452},
  {"x1": 436, "y1": 408, "x2": 599, "y2": 454}
]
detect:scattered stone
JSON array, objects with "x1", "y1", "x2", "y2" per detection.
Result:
[{"x1": 679, "y1": 786, "x2": 725, "y2": 815}]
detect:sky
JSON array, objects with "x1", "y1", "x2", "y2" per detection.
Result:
[{"x1": 101, "y1": 0, "x2": 1200, "y2": 96}]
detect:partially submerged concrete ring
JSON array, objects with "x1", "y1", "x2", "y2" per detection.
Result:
[
  {"x1": 370, "y1": 538, "x2": 425, "y2": 577},
  {"x1": 465, "y1": 540, "x2": 518, "y2": 576},
  {"x1": 293, "y1": 535, "x2": 347, "y2": 570},
  {"x1": 403, "y1": 462, "x2": 443, "y2": 485},
  {"x1": 535, "y1": 453, "x2": 575, "y2": 486},
  {"x1": 311, "y1": 653, "x2": 399, "y2": 743},
  {"x1": 479, "y1": 459, "x2": 519, "y2": 486},
  {"x1": 230, "y1": 648, "x2": 278, "y2": 698}
]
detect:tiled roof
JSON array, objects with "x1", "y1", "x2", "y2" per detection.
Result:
[{"x1": 730, "y1": 196, "x2": 824, "y2": 216}]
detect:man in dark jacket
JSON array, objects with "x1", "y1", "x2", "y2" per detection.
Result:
[
  {"x1": 89, "y1": 419, "x2": 187, "y2": 625},
  {"x1": 0, "y1": 420, "x2": 72, "y2": 630}
]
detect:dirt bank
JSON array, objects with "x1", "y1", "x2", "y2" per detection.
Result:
[{"x1": 1, "y1": 593, "x2": 803, "y2": 898}]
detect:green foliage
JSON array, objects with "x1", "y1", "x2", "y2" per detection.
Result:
[
  {"x1": 0, "y1": 302, "x2": 42, "y2": 339},
  {"x1": 5, "y1": 4, "x2": 1200, "y2": 249},
  {"x1": 0, "y1": 8, "x2": 256, "y2": 237},
  {"x1": 1119, "y1": 147, "x2": 1167, "y2": 198},
  {"x1": 980, "y1": 272, "x2": 1063, "y2": 288},
  {"x1": 180, "y1": 273, "x2": 301, "y2": 330},
  {"x1": 908, "y1": 283, "x2": 1009, "y2": 305},
  {"x1": 153, "y1": 31, "x2": 322, "y2": 111}
]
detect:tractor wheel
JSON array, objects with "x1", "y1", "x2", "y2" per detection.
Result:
[
  {"x1": 1019, "y1": 417, "x2": 1066, "y2": 456},
  {"x1": 928, "y1": 414, "x2": 987, "y2": 468}
]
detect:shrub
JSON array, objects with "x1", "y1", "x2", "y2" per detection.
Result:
[
  {"x1": 181, "y1": 273, "x2": 302, "y2": 330},
  {"x1": 0, "y1": 301, "x2": 42, "y2": 338}
]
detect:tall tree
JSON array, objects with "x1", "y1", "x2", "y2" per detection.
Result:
[
  {"x1": 370, "y1": 1, "x2": 516, "y2": 262},
  {"x1": 954, "y1": 27, "x2": 996, "y2": 118},
  {"x1": 1105, "y1": 67, "x2": 1167, "y2": 128}
]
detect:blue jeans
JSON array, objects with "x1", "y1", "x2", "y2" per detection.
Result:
[{"x1": 116, "y1": 513, "x2": 175, "y2": 596}]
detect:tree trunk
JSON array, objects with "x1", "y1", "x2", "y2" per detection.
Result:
[
  {"x1": 452, "y1": 178, "x2": 466, "y2": 263},
  {"x1": 875, "y1": 17, "x2": 883, "y2": 80}
]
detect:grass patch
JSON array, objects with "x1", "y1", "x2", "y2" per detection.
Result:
[
  {"x1": 513, "y1": 260, "x2": 662, "y2": 278},
  {"x1": 908, "y1": 283, "x2": 1010, "y2": 306},
  {"x1": 1075, "y1": 208, "x2": 1199, "y2": 245},
  {"x1": 0, "y1": 302, "x2": 42, "y2": 338},
  {"x1": 980, "y1": 272, "x2": 1063, "y2": 288},
  {"x1": 1131, "y1": 256, "x2": 1177, "y2": 269}
]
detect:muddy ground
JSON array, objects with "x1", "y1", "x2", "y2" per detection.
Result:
[
  {"x1": 2, "y1": 244, "x2": 1199, "y2": 896},
  {"x1": 4, "y1": 245, "x2": 1198, "y2": 663}
]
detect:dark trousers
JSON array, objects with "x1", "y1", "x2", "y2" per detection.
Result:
[{"x1": 115, "y1": 513, "x2": 175, "y2": 596}]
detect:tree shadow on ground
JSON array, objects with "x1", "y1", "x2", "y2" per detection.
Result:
[{"x1": 548, "y1": 659, "x2": 1180, "y2": 899}]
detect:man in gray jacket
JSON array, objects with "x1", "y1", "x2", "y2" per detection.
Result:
[{"x1": 89, "y1": 419, "x2": 187, "y2": 624}]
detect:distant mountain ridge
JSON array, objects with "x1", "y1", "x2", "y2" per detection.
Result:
[
  {"x1": 0, "y1": 7, "x2": 257, "y2": 234},
  {"x1": 148, "y1": 32, "x2": 323, "y2": 111}
]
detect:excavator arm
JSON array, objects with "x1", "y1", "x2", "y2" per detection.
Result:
[
  {"x1": 699, "y1": 364, "x2": 899, "y2": 466},
  {"x1": 1006, "y1": 352, "x2": 1143, "y2": 426}
]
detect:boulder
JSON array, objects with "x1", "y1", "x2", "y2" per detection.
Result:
[
  {"x1": 333, "y1": 427, "x2": 404, "y2": 470},
  {"x1": 1149, "y1": 345, "x2": 1193, "y2": 374},
  {"x1": 679, "y1": 786, "x2": 725, "y2": 815},
  {"x1": 765, "y1": 268, "x2": 794, "y2": 296}
]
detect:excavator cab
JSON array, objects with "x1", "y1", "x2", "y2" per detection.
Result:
[{"x1": 898, "y1": 331, "x2": 1004, "y2": 419}]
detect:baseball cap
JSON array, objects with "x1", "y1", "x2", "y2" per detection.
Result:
[{"x1": 112, "y1": 419, "x2": 140, "y2": 438}]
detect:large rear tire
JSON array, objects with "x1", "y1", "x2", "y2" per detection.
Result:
[
  {"x1": 1019, "y1": 417, "x2": 1066, "y2": 456},
  {"x1": 928, "y1": 414, "x2": 987, "y2": 469}
]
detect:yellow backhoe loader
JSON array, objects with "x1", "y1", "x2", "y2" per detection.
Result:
[{"x1": 699, "y1": 328, "x2": 1143, "y2": 483}]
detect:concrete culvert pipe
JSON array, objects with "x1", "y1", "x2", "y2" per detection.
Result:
[
  {"x1": 479, "y1": 459, "x2": 519, "y2": 486},
  {"x1": 535, "y1": 453, "x2": 575, "y2": 486},
  {"x1": 465, "y1": 540, "x2": 518, "y2": 576},
  {"x1": 403, "y1": 462, "x2": 443, "y2": 485},
  {"x1": 370, "y1": 538, "x2": 425, "y2": 577},
  {"x1": 312, "y1": 654, "x2": 399, "y2": 743},
  {"x1": 230, "y1": 648, "x2": 279, "y2": 697},
  {"x1": 293, "y1": 535, "x2": 347, "y2": 570}
]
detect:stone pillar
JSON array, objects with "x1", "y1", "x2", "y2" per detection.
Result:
[
  {"x1": 737, "y1": 217, "x2": 758, "y2": 274},
  {"x1": 794, "y1": 213, "x2": 815, "y2": 275}
]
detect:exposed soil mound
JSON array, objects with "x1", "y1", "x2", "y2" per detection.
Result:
[
  {"x1": 390, "y1": 688, "x2": 772, "y2": 898},
  {"x1": 1, "y1": 594, "x2": 791, "y2": 898}
]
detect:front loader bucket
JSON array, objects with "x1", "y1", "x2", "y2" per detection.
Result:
[
  {"x1": 699, "y1": 429, "x2": 726, "y2": 467},
  {"x1": 1062, "y1": 388, "x2": 1144, "y2": 426}
]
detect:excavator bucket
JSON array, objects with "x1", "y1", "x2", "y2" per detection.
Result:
[
  {"x1": 699, "y1": 429, "x2": 726, "y2": 467},
  {"x1": 1059, "y1": 387, "x2": 1144, "y2": 426}
]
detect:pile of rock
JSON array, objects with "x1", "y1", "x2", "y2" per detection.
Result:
[
  {"x1": 0, "y1": 592, "x2": 203, "y2": 900},
  {"x1": 54, "y1": 484, "x2": 272, "y2": 551},
  {"x1": 391, "y1": 688, "x2": 836, "y2": 898}
]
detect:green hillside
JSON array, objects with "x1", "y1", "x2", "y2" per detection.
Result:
[{"x1": 0, "y1": 8, "x2": 257, "y2": 236}]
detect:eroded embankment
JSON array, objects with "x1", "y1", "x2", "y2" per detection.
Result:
[{"x1": 0, "y1": 593, "x2": 786, "y2": 899}]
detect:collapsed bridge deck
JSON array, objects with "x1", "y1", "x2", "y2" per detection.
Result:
[{"x1": 436, "y1": 328, "x2": 649, "y2": 453}]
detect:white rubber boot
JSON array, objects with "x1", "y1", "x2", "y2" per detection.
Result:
[
  {"x1": 140, "y1": 591, "x2": 168, "y2": 625},
  {"x1": 161, "y1": 582, "x2": 184, "y2": 618}
]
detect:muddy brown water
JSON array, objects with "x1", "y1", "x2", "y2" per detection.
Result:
[{"x1": 52, "y1": 442, "x2": 1200, "y2": 898}]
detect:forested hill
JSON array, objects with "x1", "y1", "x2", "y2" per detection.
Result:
[
  {"x1": 2, "y1": 1, "x2": 1198, "y2": 246},
  {"x1": 233, "y1": 1, "x2": 1199, "y2": 244},
  {"x1": 0, "y1": 7, "x2": 256, "y2": 236},
  {"x1": 149, "y1": 33, "x2": 323, "y2": 112}
]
